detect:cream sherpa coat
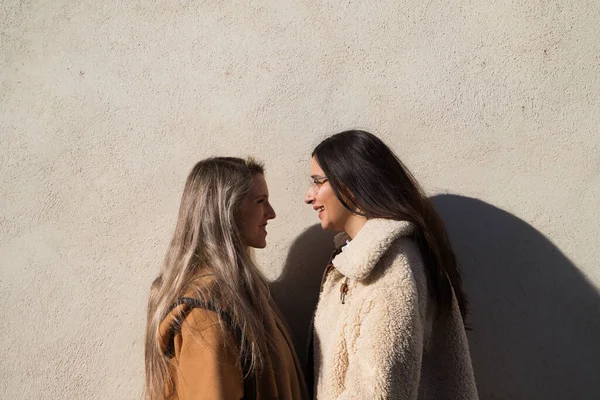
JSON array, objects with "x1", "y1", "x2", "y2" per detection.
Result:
[{"x1": 312, "y1": 219, "x2": 478, "y2": 399}]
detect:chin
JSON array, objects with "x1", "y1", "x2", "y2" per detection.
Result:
[
  {"x1": 321, "y1": 219, "x2": 344, "y2": 233},
  {"x1": 320, "y1": 220, "x2": 334, "y2": 231},
  {"x1": 249, "y1": 239, "x2": 267, "y2": 249}
]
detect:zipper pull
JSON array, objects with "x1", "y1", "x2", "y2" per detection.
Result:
[{"x1": 340, "y1": 277, "x2": 349, "y2": 304}]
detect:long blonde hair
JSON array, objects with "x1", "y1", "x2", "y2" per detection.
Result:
[{"x1": 144, "y1": 157, "x2": 270, "y2": 400}]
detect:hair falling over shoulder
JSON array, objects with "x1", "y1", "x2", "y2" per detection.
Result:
[
  {"x1": 144, "y1": 157, "x2": 269, "y2": 400},
  {"x1": 312, "y1": 130, "x2": 469, "y2": 323}
]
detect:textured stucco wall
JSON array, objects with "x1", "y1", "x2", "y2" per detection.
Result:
[{"x1": 2, "y1": 1, "x2": 599, "y2": 399}]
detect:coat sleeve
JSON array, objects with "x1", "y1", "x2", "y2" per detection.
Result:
[
  {"x1": 339, "y1": 276, "x2": 424, "y2": 400},
  {"x1": 175, "y1": 308, "x2": 245, "y2": 400}
]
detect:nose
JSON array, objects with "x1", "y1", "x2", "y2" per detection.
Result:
[
  {"x1": 266, "y1": 202, "x2": 276, "y2": 220},
  {"x1": 305, "y1": 186, "x2": 315, "y2": 204}
]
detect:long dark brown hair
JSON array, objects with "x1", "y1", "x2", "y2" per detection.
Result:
[{"x1": 313, "y1": 130, "x2": 468, "y2": 321}]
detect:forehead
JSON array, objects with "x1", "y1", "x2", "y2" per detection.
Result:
[
  {"x1": 310, "y1": 157, "x2": 324, "y2": 175},
  {"x1": 250, "y1": 173, "x2": 268, "y2": 195}
]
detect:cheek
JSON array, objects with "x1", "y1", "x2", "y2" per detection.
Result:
[
  {"x1": 251, "y1": 208, "x2": 263, "y2": 226},
  {"x1": 320, "y1": 191, "x2": 339, "y2": 214},
  {"x1": 317, "y1": 189, "x2": 330, "y2": 206},
  {"x1": 329, "y1": 203, "x2": 343, "y2": 221},
  {"x1": 241, "y1": 208, "x2": 259, "y2": 231},
  {"x1": 325, "y1": 198, "x2": 348, "y2": 225}
]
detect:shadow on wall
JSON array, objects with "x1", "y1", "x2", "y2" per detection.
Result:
[
  {"x1": 432, "y1": 194, "x2": 600, "y2": 400},
  {"x1": 269, "y1": 224, "x2": 336, "y2": 366}
]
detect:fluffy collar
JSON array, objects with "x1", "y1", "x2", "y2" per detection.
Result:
[{"x1": 332, "y1": 218, "x2": 414, "y2": 281}]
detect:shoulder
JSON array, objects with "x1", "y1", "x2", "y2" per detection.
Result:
[
  {"x1": 370, "y1": 236, "x2": 426, "y2": 289},
  {"x1": 159, "y1": 300, "x2": 240, "y2": 363},
  {"x1": 179, "y1": 307, "x2": 236, "y2": 349},
  {"x1": 176, "y1": 299, "x2": 230, "y2": 332},
  {"x1": 158, "y1": 276, "x2": 237, "y2": 357},
  {"x1": 181, "y1": 273, "x2": 233, "y2": 311},
  {"x1": 358, "y1": 237, "x2": 428, "y2": 314}
]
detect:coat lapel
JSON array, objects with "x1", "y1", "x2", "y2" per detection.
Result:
[{"x1": 332, "y1": 219, "x2": 414, "y2": 281}]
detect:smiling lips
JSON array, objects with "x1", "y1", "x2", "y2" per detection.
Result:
[{"x1": 313, "y1": 205, "x2": 325, "y2": 218}]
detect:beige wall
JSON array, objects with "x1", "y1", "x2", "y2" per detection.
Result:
[{"x1": 2, "y1": 0, "x2": 599, "y2": 398}]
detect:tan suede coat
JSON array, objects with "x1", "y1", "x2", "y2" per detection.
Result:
[
  {"x1": 159, "y1": 276, "x2": 308, "y2": 400},
  {"x1": 312, "y1": 219, "x2": 478, "y2": 399}
]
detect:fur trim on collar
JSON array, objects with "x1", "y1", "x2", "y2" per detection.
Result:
[{"x1": 332, "y1": 218, "x2": 414, "y2": 280}]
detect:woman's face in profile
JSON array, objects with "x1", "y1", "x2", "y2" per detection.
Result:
[
  {"x1": 305, "y1": 157, "x2": 351, "y2": 232},
  {"x1": 239, "y1": 173, "x2": 276, "y2": 248}
]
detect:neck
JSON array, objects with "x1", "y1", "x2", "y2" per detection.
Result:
[{"x1": 344, "y1": 215, "x2": 368, "y2": 239}]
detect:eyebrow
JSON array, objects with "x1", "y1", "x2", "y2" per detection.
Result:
[
  {"x1": 253, "y1": 194, "x2": 268, "y2": 200},
  {"x1": 310, "y1": 175, "x2": 327, "y2": 179}
]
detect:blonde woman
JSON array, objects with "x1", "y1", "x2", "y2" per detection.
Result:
[{"x1": 145, "y1": 157, "x2": 307, "y2": 400}]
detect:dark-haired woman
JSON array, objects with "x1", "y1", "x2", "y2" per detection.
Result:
[{"x1": 305, "y1": 130, "x2": 478, "y2": 399}]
